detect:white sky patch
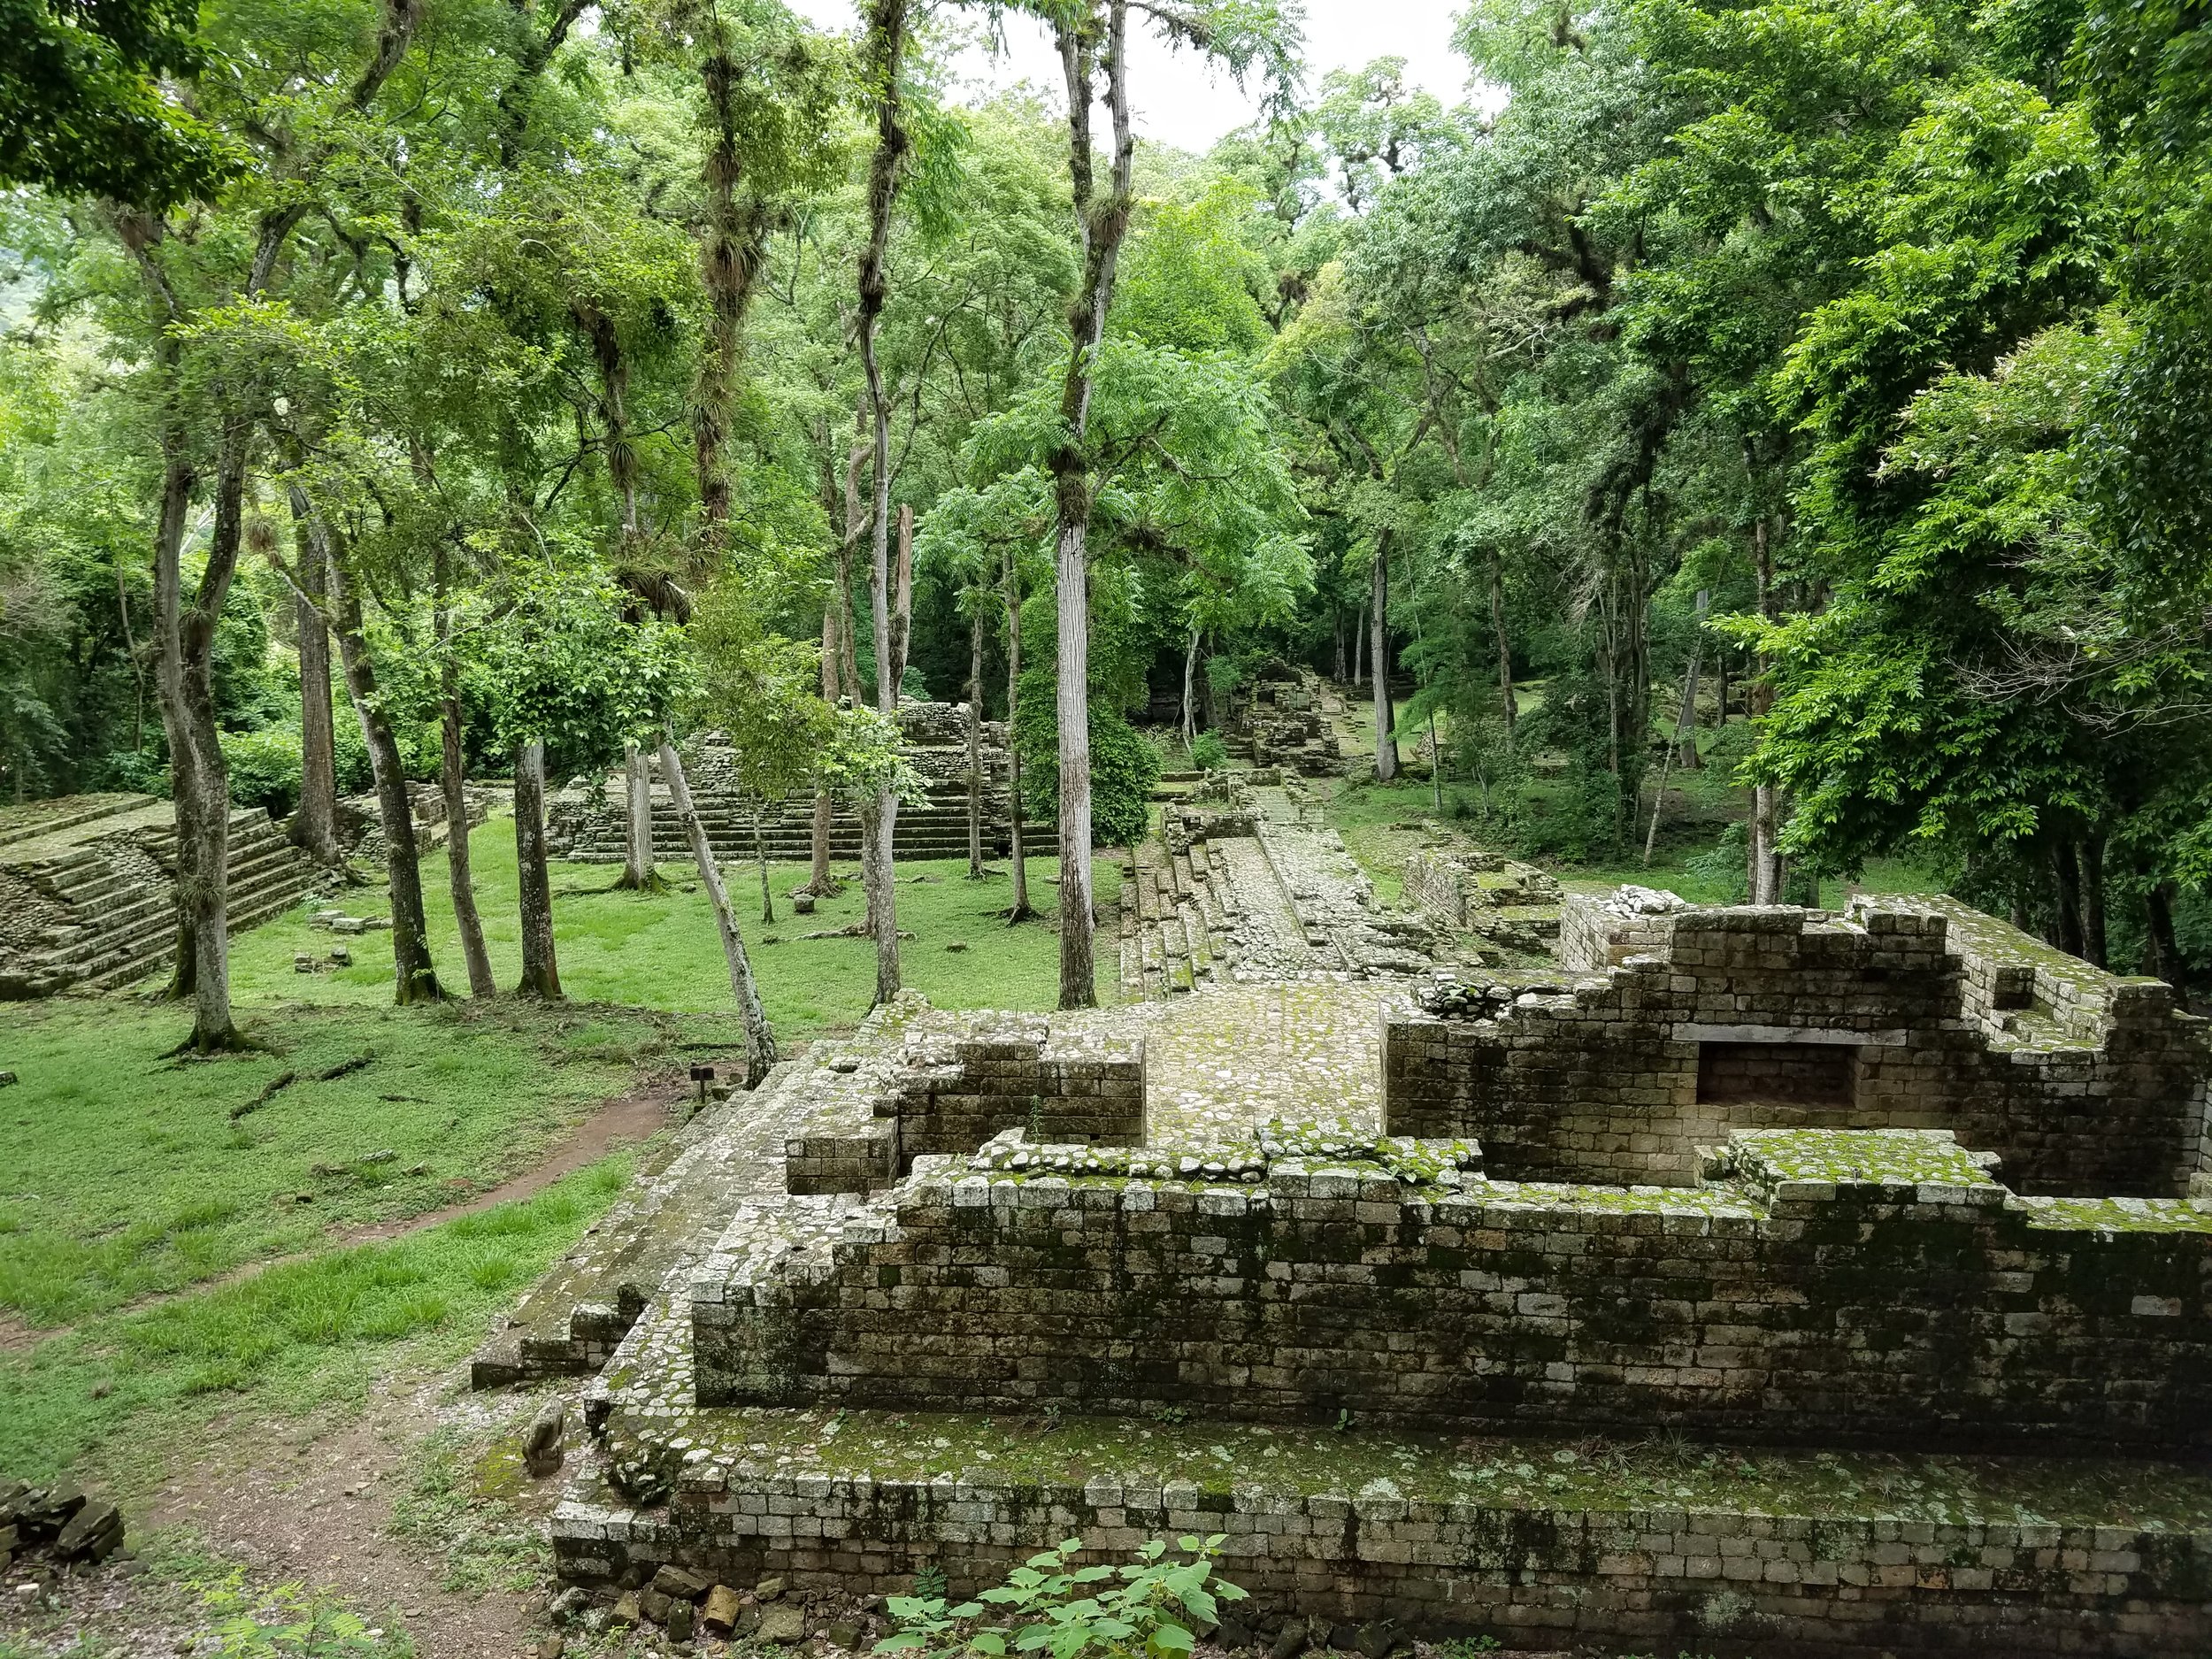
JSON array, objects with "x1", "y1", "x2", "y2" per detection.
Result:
[{"x1": 785, "y1": 0, "x2": 1475, "y2": 154}]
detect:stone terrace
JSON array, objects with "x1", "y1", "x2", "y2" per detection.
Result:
[{"x1": 509, "y1": 887, "x2": 2212, "y2": 1657}]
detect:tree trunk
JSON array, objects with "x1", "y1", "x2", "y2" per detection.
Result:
[
  {"x1": 2082, "y1": 827, "x2": 2108, "y2": 969},
  {"x1": 661, "y1": 734, "x2": 776, "y2": 1086},
  {"x1": 512, "y1": 741, "x2": 561, "y2": 998},
  {"x1": 1679, "y1": 590, "x2": 1707, "y2": 767},
  {"x1": 322, "y1": 510, "x2": 442, "y2": 1003},
  {"x1": 289, "y1": 518, "x2": 342, "y2": 863},
  {"x1": 2051, "y1": 839, "x2": 2085, "y2": 958},
  {"x1": 858, "y1": 0, "x2": 914, "y2": 1002},
  {"x1": 1180, "y1": 624, "x2": 1201, "y2": 754},
  {"x1": 1489, "y1": 549, "x2": 1515, "y2": 739},
  {"x1": 1748, "y1": 518, "x2": 1783, "y2": 905},
  {"x1": 1371, "y1": 531, "x2": 1397, "y2": 782},
  {"x1": 617, "y1": 741, "x2": 664, "y2": 891},
  {"x1": 434, "y1": 547, "x2": 495, "y2": 999},
  {"x1": 755, "y1": 800, "x2": 775, "y2": 924},
  {"x1": 2145, "y1": 879, "x2": 2184, "y2": 987},
  {"x1": 152, "y1": 445, "x2": 199, "y2": 1002},
  {"x1": 807, "y1": 601, "x2": 838, "y2": 895},
  {"x1": 1333, "y1": 605, "x2": 1345, "y2": 684},
  {"x1": 691, "y1": 12, "x2": 768, "y2": 561},
  {"x1": 1043, "y1": 0, "x2": 1136, "y2": 1010},
  {"x1": 968, "y1": 599, "x2": 986, "y2": 879},
  {"x1": 1004, "y1": 549, "x2": 1033, "y2": 923},
  {"x1": 1352, "y1": 596, "x2": 1366, "y2": 690}
]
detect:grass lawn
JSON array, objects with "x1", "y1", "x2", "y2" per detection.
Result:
[
  {"x1": 1325, "y1": 775, "x2": 1944, "y2": 909},
  {"x1": 227, "y1": 822, "x2": 1123, "y2": 1028},
  {"x1": 0, "y1": 825, "x2": 1125, "y2": 1494}
]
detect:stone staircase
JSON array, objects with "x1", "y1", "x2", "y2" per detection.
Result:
[
  {"x1": 0, "y1": 806, "x2": 322, "y2": 997},
  {"x1": 557, "y1": 774, "x2": 1006, "y2": 866},
  {"x1": 1118, "y1": 838, "x2": 1237, "y2": 1001}
]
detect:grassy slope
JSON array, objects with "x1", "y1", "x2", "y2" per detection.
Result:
[
  {"x1": 0, "y1": 827, "x2": 1125, "y2": 1486},
  {"x1": 228, "y1": 826, "x2": 1122, "y2": 1028}
]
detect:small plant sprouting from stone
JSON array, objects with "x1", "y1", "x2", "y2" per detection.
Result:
[
  {"x1": 1149, "y1": 1406, "x2": 1187, "y2": 1425},
  {"x1": 915, "y1": 1565, "x2": 950, "y2": 1601},
  {"x1": 1333, "y1": 1408, "x2": 1353, "y2": 1432},
  {"x1": 876, "y1": 1534, "x2": 1247, "y2": 1659}
]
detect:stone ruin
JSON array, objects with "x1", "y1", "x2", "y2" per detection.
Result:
[
  {"x1": 1226, "y1": 666, "x2": 1350, "y2": 776},
  {"x1": 0, "y1": 794, "x2": 321, "y2": 999},
  {"x1": 1400, "y1": 841, "x2": 1563, "y2": 961},
  {"x1": 482, "y1": 862, "x2": 2212, "y2": 1656},
  {"x1": 550, "y1": 704, "x2": 1014, "y2": 868}
]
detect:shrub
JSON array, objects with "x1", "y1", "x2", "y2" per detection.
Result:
[
  {"x1": 1011, "y1": 666, "x2": 1160, "y2": 848},
  {"x1": 878, "y1": 1534, "x2": 1247, "y2": 1659},
  {"x1": 1189, "y1": 731, "x2": 1229, "y2": 772},
  {"x1": 222, "y1": 726, "x2": 303, "y2": 818}
]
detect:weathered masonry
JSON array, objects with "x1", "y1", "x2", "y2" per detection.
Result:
[
  {"x1": 516, "y1": 890, "x2": 2212, "y2": 1658},
  {"x1": 1383, "y1": 890, "x2": 2210, "y2": 1193}
]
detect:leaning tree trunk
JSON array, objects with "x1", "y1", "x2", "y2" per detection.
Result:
[
  {"x1": 434, "y1": 546, "x2": 495, "y2": 999},
  {"x1": 1371, "y1": 532, "x2": 1398, "y2": 782},
  {"x1": 2083, "y1": 827, "x2": 2108, "y2": 968},
  {"x1": 322, "y1": 511, "x2": 442, "y2": 1004},
  {"x1": 617, "y1": 742, "x2": 663, "y2": 891},
  {"x1": 512, "y1": 741, "x2": 561, "y2": 998},
  {"x1": 968, "y1": 598, "x2": 986, "y2": 879},
  {"x1": 661, "y1": 734, "x2": 776, "y2": 1087},
  {"x1": 290, "y1": 519, "x2": 342, "y2": 864},
  {"x1": 1004, "y1": 549, "x2": 1033, "y2": 923}
]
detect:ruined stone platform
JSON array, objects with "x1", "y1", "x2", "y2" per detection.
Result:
[
  {"x1": 499, "y1": 886, "x2": 2212, "y2": 1657},
  {"x1": 555, "y1": 1394, "x2": 2212, "y2": 1656}
]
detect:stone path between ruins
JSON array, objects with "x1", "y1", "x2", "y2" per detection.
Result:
[{"x1": 1138, "y1": 982, "x2": 1385, "y2": 1142}]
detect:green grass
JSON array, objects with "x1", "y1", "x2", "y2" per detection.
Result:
[
  {"x1": 1324, "y1": 776, "x2": 1942, "y2": 909},
  {"x1": 0, "y1": 997, "x2": 691, "y2": 1328},
  {"x1": 0, "y1": 1157, "x2": 630, "y2": 1486},
  {"x1": 226, "y1": 823, "x2": 1122, "y2": 1026}
]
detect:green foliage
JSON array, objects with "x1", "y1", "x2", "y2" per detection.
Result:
[
  {"x1": 0, "y1": 0, "x2": 242, "y2": 205},
  {"x1": 877, "y1": 1535, "x2": 1248, "y2": 1659},
  {"x1": 1011, "y1": 667, "x2": 1159, "y2": 849},
  {"x1": 471, "y1": 565, "x2": 688, "y2": 772},
  {"x1": 194, "y1": 1572, "x2": 411, "y2": 1659},
  {"x1": 221, "y1": 726, "x2": 304, "y2": 818},
  {"x1": 1189, "y1": 731, "x2": 1230, "y2": 772}
]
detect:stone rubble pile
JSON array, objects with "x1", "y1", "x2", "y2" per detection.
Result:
[{"x1": 2, "y1": 1477, "x2": 127, "y2": 1599}]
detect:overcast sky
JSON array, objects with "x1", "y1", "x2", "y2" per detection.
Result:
[{"x1": 784, "y1": 0, "x2": 1474, "y2": 155}]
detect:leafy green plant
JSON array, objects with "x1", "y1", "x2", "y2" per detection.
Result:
[
  {"x1": 1011, "y1": 667, "x2": 1161, "y2": 848},
  {"x1": 877, "y1": 1535, "x2": 1247, "y2": 1659},
  {"x1": 1189, "y1": 732, "x2": 1230, "y2": 772},
  {"x1": 196, "y1": 1572, "x2": 411, "y2": 1658}
]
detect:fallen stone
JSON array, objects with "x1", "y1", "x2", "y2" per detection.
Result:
[
  {"x1": 945, "y1": 942, "x2": 968, "y2": 953},
  {"x1": 825, "y1": 1621, "x2": 860, "y2": 1649},
  {"x1": 640, "y1": 1586, "x2": 672, "y2": 1624},
  {"x1": 652, "y1": 1565, "x2": 709, "y2": 1601},
  {"x1": 609, "y1": 1592, "x2": 640, "y2": 1631},
  {"x1": 756, "y1": 1575, "x2": 786, "y2": 1602},
  {"x1": 1267, "y1": 1620, "x2": 1310, "y2": 1659},
  {"x1": 537, "y1": 1638, "x2": 565, "y2": 1659},
  {"x1": 1352, "y1": 1620, "x2": 1401, "y2": 1659},
  {"x1": 0, "y1": 1071, "x2": 16, "y2": 1087},
  {"x1": 701, "y1": 1586, "x2": 741, "y2": 1634},
  {"x1": 54, "y1": 1502, "x2": 120, "y2": 1563},
  {"x1": 665, "y1": 1601, "x2": 695, "y2": 1643},
  {"x1": 549, "y1": 1586, "x2": 592, "y2": 1624},
  {"x1": 328, "y1": 947, "x2": 351, "y2": 966},
  {"x1": 756, "y1": 1603, "x2": 807, "y2": 1646},
  {"x1": 792, "y1": 893, "x2": 816, "y2": 915},
  {"x1": 1215, "y1": 1617, "x2": 1255, "y2": 1650},
  {"x1": 524, "y1": 1399, "x2": 566, "y2": 1477}
]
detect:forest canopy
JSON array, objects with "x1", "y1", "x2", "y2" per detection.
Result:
[{"x1": 4, "y1": 0, "x2": 2210, "y2": 1021}]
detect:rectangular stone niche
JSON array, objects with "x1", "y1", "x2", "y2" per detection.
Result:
[{"x1": 1695, "y1": 1040, "x2": 1855, "y2": 1105}]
